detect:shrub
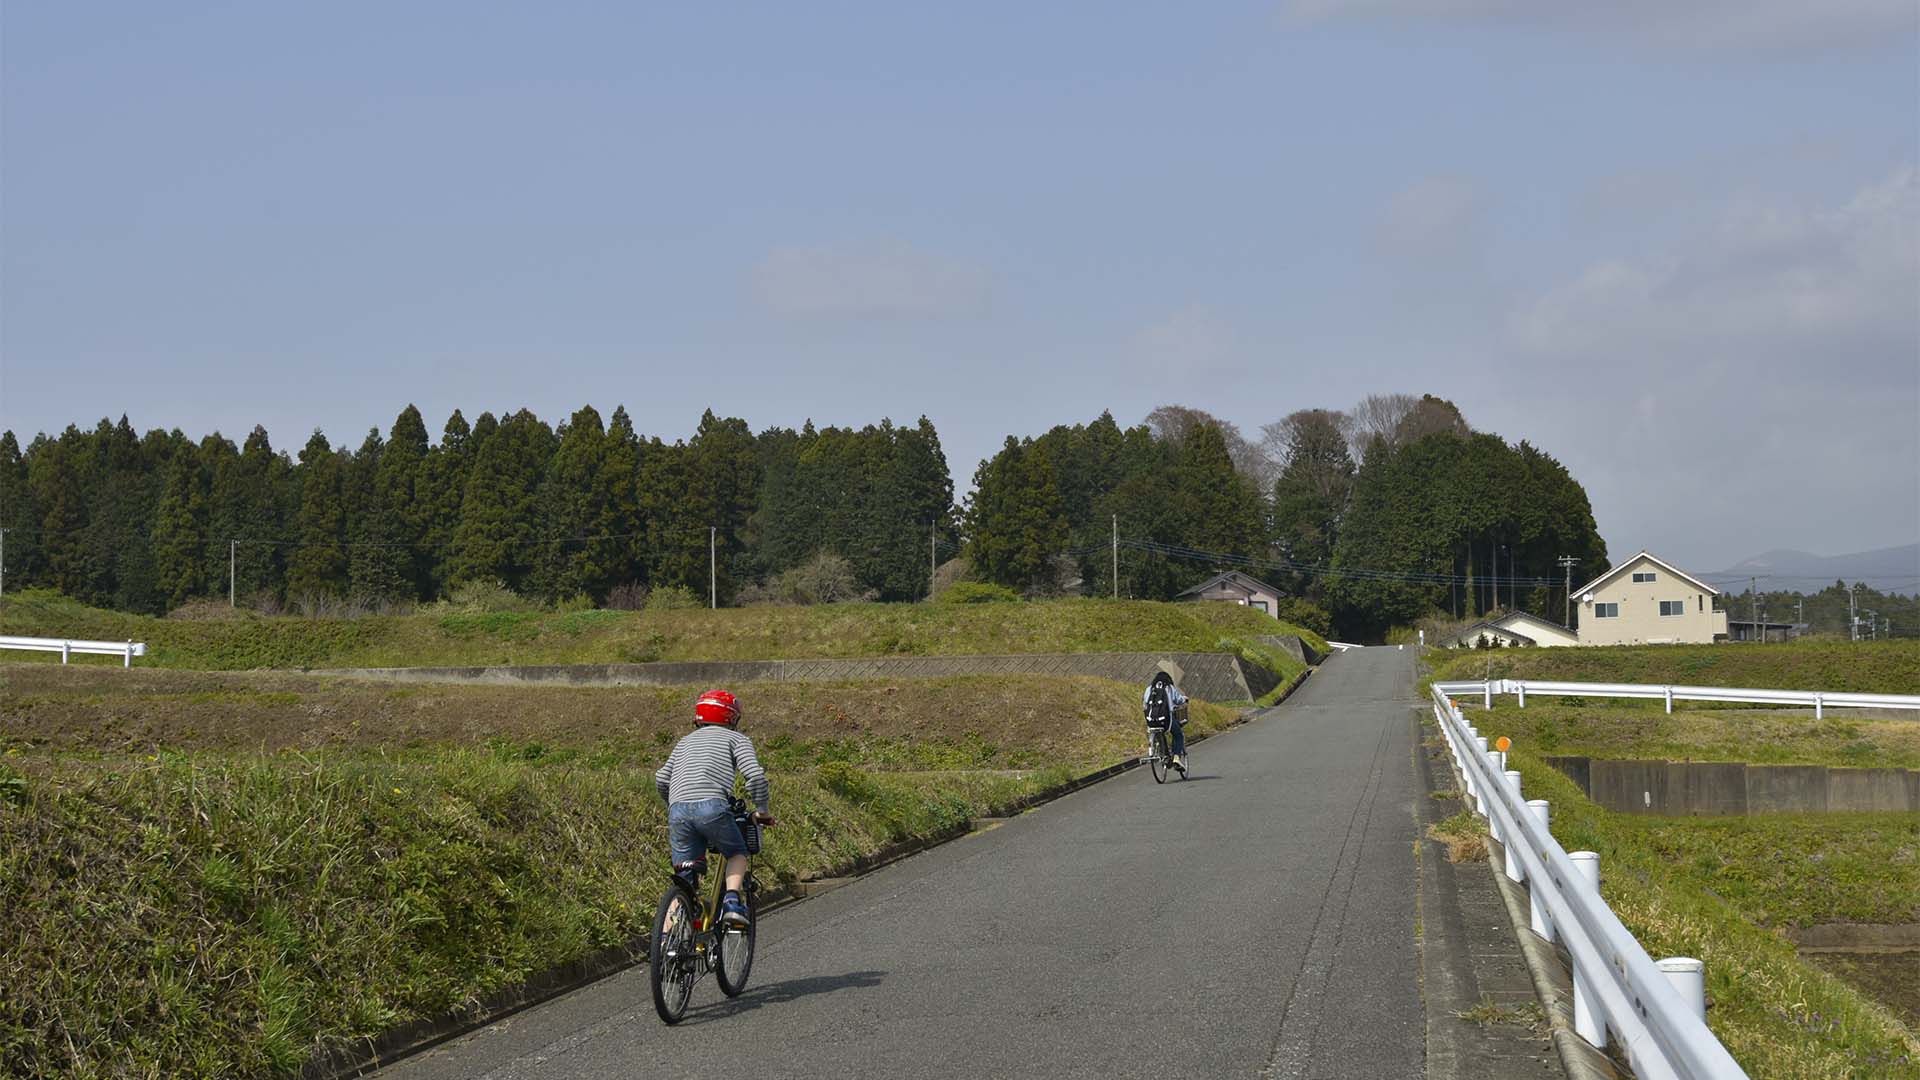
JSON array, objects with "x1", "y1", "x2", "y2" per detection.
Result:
[
  {"x1": 1274, "y1": 598, "x2": 1331, "y2": 637},
  {"x1": 604, "y1": 582, "x2": 649, "y2": 611},
  {"x1": 444, "y1": 579, "x2": 538, "y2": 614},
  {"x1": 775, "y1": 552, "x2": 875, "y2": 605},
  {"x1": 645, "y1": 585, "x2": 701, "y2": 611}
]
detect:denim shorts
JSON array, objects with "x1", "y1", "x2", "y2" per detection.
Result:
[{"x1": 667, "y1": 797, "x2": 748, "y2": 865}]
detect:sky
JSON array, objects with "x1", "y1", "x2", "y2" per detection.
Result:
[{"x1": 4, "y1": 2, "x2": 1917, "y2": 575}]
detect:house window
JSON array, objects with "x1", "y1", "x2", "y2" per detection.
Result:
[
  {"x1": 1595, "y1": 603, "x2": 1619, "y2": 618},
  {"x1": 1632, "y1": 572, "x2": 1656, "y2": 583},
  {"x1": 1252, "y1": 600, "x2": 1270, "y2": 614},
  {"x1": 1659, "y1": 600, "x2": 1684, "y2": 616}
]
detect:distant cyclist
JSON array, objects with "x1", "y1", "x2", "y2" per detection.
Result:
[
  {"x1": 1143, "y1": 671, "x2": 1189, "y2": 774},
  {"x1": 654, "y1": 689, "x2": 774, "y2": 928}
]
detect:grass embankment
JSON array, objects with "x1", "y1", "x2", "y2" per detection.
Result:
[
  {"x1": 0, "y1": 675, "x2": 1241, "y2": 1077},
  {"x1": 1469, "y1": 703, "x2": 1920, "y2": 770},
  {"x1": 1463, "y1": 718, "x2": 1920, "y2": 1077},
  {"x1": 1429, "y1": 638, "x2": 1920, "y2": 696},
  {"x1": 0, "y1": 590, "x2": 1325, "y2": 674}
]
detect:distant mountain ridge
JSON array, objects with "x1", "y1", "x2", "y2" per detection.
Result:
[{"x1": 1711, "y1": 543, "x2": 1920, "y2": 595}]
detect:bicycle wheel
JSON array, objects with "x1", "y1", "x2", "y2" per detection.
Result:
[
  {"x1": 649, "y1": 883, "x2": 698, "y2": 1024},
  {"x1": 714, "y1": 884, "x2": 756, "y2": 997},
  {"x1": 1149, "y1": 729, "x2": 1169, "y2": 784}
]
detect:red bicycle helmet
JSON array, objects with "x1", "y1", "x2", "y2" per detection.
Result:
[{"x1": 694, "y1": 689, "x2": 742, "y2": 725}]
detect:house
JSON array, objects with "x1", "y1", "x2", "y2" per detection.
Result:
[
  {"x1": 1572, "y1": 551, "x2": 1728, "y2": 646},
  {"x1": 1725, "y1": 619, "x2": 1801, "y2": 643},
  {"x1": 1175, "y1": 571, "x2": 1285, "y2": 617},
  {"x1": 1439, "y1": 610, "x2": 1580, "y2": 649}
]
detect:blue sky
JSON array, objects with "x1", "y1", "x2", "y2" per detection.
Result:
[{"x1": 4, "y1": 2, "x2": 1916, "y2": 573}]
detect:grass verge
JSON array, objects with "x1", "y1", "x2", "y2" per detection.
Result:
[
  {"x1": 1467, "y1": 702, "x2": 1920, "y2": 770},
  {"x1": 1429, "y1": 638, "x2": 1920, "y2": 697},
  {"x1": 0, "y1": 676, "x2": 1245, "y2": 1077},
  {"x1": 1487, "y1": 739, "x2": 1920, "y2": 1078},
  {"x1": 0, "y1": 590, "x2": 1325, "y2": 672}
]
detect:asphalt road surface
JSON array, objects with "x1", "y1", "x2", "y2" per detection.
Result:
[{"x1": 378, "y1": 646, "x2": 1424, "y2": 1079}]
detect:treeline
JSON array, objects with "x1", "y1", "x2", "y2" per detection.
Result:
[
  {"x1": 965, "y1": 394, "x2": 1609, "y2": 639},
  {"x1": 1718, "y1": 581, "x2": 1919, "y2": 639},
  {"x1": 0, "y1": 407, "x2": 952, "y2": 614}
]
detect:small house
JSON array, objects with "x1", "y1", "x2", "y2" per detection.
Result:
[
  {"x1": 1175, "y1": 571, "x2": 1285, "y2": 617},
  {"x1": 1439, "y1": 610, "x2": 1579, "y2": 649}
]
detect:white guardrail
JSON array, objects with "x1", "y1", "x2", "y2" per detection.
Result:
[
  {"x1": 1429, "y1": 683, "x2": 1749, "y2": 1079},
  {"x1": 0, "y1": 635, "x2": 148, "y2": 667},
  {"x1": 1436, "y1": 677, "x2": 1920, "y2": 719}
]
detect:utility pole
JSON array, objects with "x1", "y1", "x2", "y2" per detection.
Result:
[
  {"x1": 930, "y1": 524, "x2": 937, "y2": 603},
  {"x1": 229, "y1": 540, "x2": 237, "y2": 608},
  {"x1": 1850, "y1": 585, "x2": 1859, "y2": 641},
  {"x1": 1749, "y1": 577, "x2": 1759, "y2": 643},
  {"x1": 1558, "y1": 555, "x2": 1578, "y2": 629},
  {"x1": 1111, "y1": 513, "x2": 1118, "y2": 600},
  {"x1": 709, "y1": 527, "x2": 716, "y2": 610}
]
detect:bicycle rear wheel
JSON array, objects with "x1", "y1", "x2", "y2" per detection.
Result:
[
  {"x1": 1149, "y1": 729, "x2": 1169, "y2": 784},
  {"x1": 649, "y1": 884, "x2": 698, "y2": 1024},
  {"x1": 714, "y1": 884, "x2": 756, "y2": 997}
]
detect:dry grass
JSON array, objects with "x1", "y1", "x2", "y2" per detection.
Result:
[{"x1": 1427, "y1": 810, "x2": 1489, "y2": 863}]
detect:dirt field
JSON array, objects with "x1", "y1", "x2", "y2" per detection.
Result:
[{"x1": 0, "y1": 663, "x2": 1227, "y2": 767}]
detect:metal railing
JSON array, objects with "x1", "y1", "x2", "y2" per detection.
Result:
[
  {"x1": 1435, "y1": 678, "x2": 1920, "y2": 719},
  {"x1": 0, "y1": 635, "x2": 148, "y2": 667},
  {"x1": 1430, "y1": 685, "x2": 1749, "y2": 1079}
]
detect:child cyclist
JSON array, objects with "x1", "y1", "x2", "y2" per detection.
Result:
[
  {"x1": 1143, "y1": 670, "x2": 1190, "y2": 774},
  {"x1": 654, "y1": 689, "x2": 774, "y2": 928}
]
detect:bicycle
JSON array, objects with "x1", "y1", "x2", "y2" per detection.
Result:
[
  {"x1": 649, "y1": 797, "x2": 766, "y2": 1024},
  {"x1": 1144, "y1": 722, "x2": 1189, "y2": 783}
]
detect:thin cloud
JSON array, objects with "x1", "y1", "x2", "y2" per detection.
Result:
[
  {"x1": 1510, "y1": 167, "x2": 1918, "y2": 364},
  {"x1": 1378, "y1": 175, "x2": 1482, "y2": 260},
  {"x1": 752, "y1": 241, "x2": 992, "y2": 318},
  {"x1": 1279, "y1": 0, "x2": 1917, "y2": 53}
]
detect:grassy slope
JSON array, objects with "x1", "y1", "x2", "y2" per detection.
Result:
[
  {"x1": 1473, "y1": 732, "x2": 1920, "y2": 1076},
  {"x1": 1429, "y1": 638, "x2": 1920, "y2": 696},
  {"x1": 1471, "y1": 702, "x2": 1920, "y2": 770},
  {"x1": 0, "y1": 590, "x2": 1326, "y2": 673},
  {"x1": 0, "y1": 677, "x2": 1243, "y2": 1077}
]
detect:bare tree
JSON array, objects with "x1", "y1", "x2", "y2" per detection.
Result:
[
  {"x1": 1350, "y1": 393, "x2": 1419, "y2": 456},
  {"x1": 1145, "y1": 403, "x2": 1277, "y2": 486}
]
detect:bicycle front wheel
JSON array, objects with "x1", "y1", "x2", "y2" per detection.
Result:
[
  {"x1": 1149, "y1": 730, "x2": 1169, "y2": 784},
  {"x1": 714, "y1": 887, "x2": 756, "y2": 997},
  {"x1": 649, "y1": 884, "x2": 698, "y2": 1024}
]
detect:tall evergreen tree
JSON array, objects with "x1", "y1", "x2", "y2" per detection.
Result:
[
  {"x1": 347, "y1": 428, "x2": 410, "y2": 603},
  {"x1": 419, "y1": 410, "x2": 474, "y2": 599},
  {"x1": 967, "y1": 437, "x2": 1069, "y2": 594},
  {"x1": 287, "y1": 431, "x2": 348, "y2": 599},
  {"x1": 151, "y1": 451, "x2": 210, "y2": 607},
  {"x1": 0, "y1": 431, "x2": 43, "y2": 588},
  {"x1": 448, "y1": 409, "x2": 552, "y2": 589},
  {"x1": 533, "y1": 405, "x2": 612, "y2": 599},
  {"x1": 378, "y1": 405, "x2": 432, "y2": 599}
]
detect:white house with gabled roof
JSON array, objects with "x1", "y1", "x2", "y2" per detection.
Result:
[
  {"x1": 1440, "y1": 609, "x2": 1581, "y2": 649},
  {"x1": 1573, "y1": 551, "x2": 1728, "y2": 646}
]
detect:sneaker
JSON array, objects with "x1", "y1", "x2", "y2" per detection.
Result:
[
  {"x1": 719, "y1": 891, "x2": 751, "y2": 929},
  {"x1": 1175, "y1": 756, "x2": 1189, "y2": 772}
]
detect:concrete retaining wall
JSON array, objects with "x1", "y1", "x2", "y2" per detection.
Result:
[
  {"x1": 316, "y1": 651, "x2": 1278, "y2": 703},
  {"x1": 1546, "y1": 756, "x2": 1920, "y2": 815}
]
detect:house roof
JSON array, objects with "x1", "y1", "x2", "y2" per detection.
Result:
[
  {"x1": 1442, "y1": 619, "x2": 1537, "y2": 647},
  {"x1": 1492, "y1": 610, "x2": 1575, "y2": 636},
  {"x1": 1175, "y1": 570, "x2": 1286, "y2": 600},
  {"x1": 1571, "y1": 551, "x2": 1720, "y2": 599}
]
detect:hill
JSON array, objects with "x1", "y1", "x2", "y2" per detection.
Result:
[
  {"x1": 1714, "y1": 544, "x2": 1920, "y2": 596},
  {"x1": 0, "y1": 590, "x2": 1325, "y2": 674}
]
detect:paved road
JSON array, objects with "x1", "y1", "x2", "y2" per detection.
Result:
[{"x1": 379, "y1": 646, "x2": 1424, "y2": 1080}]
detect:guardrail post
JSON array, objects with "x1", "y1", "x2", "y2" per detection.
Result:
[
  {"x1": 1504, "y1": 771, "x2": 1524, "y2": 882},
  {"x1": 61, "y1": 640, "x2": 70, "y2": 664},
  {"x1": 1814, "y1": 692, "x2": 1823, "y2": 720},
  {"x1": 1569, "y1": 852, "x2": 1604, "y2": 1046},
  {"x1": 124, "y1": 641, "x2": 133, "y2": 668},
  {"x1": 1517, "y1": 682, "x2": 1526, "y2": 709},
  {"x1": 1656, "y1": 957, "x2": 1706, "y2": 1022},
  {"x1": 1483, "y1": 680, "x2": 1492, "y2": 710},
  {"x1": 1663, "y1": 685, "x2": 1673, "y2": 714},
  {"x1": 1526, "y1": 800, "x2": 1553, "y2": 939}
]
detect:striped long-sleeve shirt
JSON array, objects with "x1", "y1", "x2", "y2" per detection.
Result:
[{"x1": 654, "y1": 725, "x2": 770, "y2": 812}]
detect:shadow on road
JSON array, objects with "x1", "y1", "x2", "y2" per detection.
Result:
[
  {"x1": 681, "y1": 969, "x2": 887, "y2": 1025},
  {"x1": 1174, "y1": 774, "x2": 1222, "y2": 783}
]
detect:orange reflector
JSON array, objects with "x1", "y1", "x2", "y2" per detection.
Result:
[{"x1": 1495, "y1": 736, "x2": 1511, "y2": 752}]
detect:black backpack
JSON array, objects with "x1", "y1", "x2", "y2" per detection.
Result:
[{"x1": 1145, "y1": 681, "x2": 1172, "y2": 729}]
